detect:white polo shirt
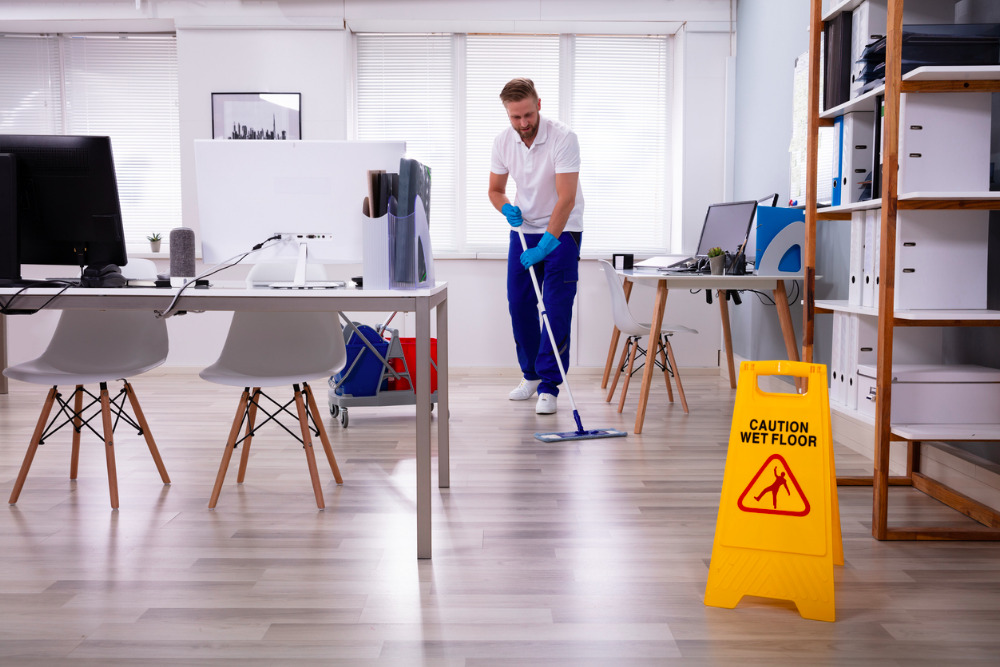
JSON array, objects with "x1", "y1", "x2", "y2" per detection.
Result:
[{"x1": 491, "y1": 115, "x2": 584, "y2": 234}]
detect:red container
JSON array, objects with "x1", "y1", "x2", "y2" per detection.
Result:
[{"x1": 388, "y1": 337, "x2": 438, "y2": 392}]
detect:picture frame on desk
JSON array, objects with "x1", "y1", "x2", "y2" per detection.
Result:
[{"x1": 211, "y1": 92, "x2": 301, "y2": 140}]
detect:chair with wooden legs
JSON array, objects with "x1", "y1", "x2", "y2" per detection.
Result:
[
  {"x1": 598, "y1": 260, "x2": 696, "y2": 414},
  {"x1": 2, "y1": 308, "x2": 171, "y2": 509},
  {"x1": 199, "y1": 310, "x2": 347, "y2": 509}
]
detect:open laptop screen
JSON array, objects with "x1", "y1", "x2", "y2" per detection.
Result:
[{"x1": 695, "y1": 200, "x2": 758, "y2": 256}]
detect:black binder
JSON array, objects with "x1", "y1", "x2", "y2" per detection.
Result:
[{"x1": 824, "y1": 10, "x2": 853, "y2": 111}]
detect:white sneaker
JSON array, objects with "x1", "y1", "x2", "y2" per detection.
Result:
[
  {"x1": 535, "y1": 393, "x2": 557, "y2": 414},
  {"x1": 509, "y1": 378, "x2": 541, "y2": 401}
]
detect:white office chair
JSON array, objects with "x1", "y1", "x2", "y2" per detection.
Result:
[
  {"x1": 199, "y1": 310, "x2": 347, "y2": 509},
  {"x1": 3, "y1": 306, "x2": 171, "y2": 509},
  {"x1": 598, "y1": 260, "x2": 696, "y2": 414}
]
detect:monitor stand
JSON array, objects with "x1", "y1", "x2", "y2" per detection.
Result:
[{"x1": 268, "y1": 240, "x2": 345, "y2": 290}]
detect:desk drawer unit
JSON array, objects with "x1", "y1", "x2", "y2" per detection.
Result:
[{"x1": 857, "y1": 363, "x2": 1000, "y2": 424}]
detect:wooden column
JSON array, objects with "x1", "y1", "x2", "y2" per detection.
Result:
[
  {"x1": 872, "y1": 0, "x2": 904, "y2": 541},
  {"x1": 802, "y1": 0, "x2": 824, "y2": 364}
]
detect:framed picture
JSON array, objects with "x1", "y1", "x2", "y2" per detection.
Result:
[{"x1": 211, "y1": 92, "x2": 301, "y2": 140}]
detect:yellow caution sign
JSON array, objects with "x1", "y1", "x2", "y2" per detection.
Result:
[{"x1": 704, "y1": 360, "x2": 843, "y2": 622}]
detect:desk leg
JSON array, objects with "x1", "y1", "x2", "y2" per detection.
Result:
[
  {"x1": 416, "y1": 296, "x2": 433, "y2": 559},
  {"x1": 1, "y1": 314, "x2": 7, "y2": 394},
  {"x1": 602, "y1": 279, "x2": 633, "y2": 389},
  {"x1": 635, "y1": 280, "x2": 668, "y2": 435},
  {"x1": 773, "y1": 280, "x2": 803, "y2": 391},
  {"x1": 773, "y1": 280, "x2": 801, "y2": 363},
  {"x1": 436, "y1": 295, "x2": 450, "y2": 490},
  {"x1": 718, "y1": 291, "x2": 736, "y2": 389}
]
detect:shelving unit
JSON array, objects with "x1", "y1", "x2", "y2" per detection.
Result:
[{"x1": 806, "y1": 0, "x2": 1000, "y2": 539}]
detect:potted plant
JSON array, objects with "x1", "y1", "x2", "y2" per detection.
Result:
[
  {"x1": 707, "y1": 246, "x2": 725, "y2": 275},
  {"x1": 148, "y1": 233, "x2": 162, "y2": 253}
]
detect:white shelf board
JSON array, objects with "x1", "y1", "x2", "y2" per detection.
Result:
[
  {"x1": 818, "y1": 199, "x2": 882, "y2": 216},
  {"x1": 815, "y1": 300, "x2": 877, "y2": 316},
  {"x1": 831, "y1": 401, "x2": 875, "y2": 426},
  {"x1": 817, "y1": 193, "x2": 1000, "y2": 218},
  {"x1": 816, "y1": 300, "x2": 1000, "y2": 321},
  {"x1": 891, "y1": 424, "x2": 1000, "y2": 442},
  {"x1": 894, "y1": 309, "x2": 1000, "y2": 322},
  {"x1": 819, "y1": 66, "x2": 1000, "y2": 119},
  {"x1": 898, "y1": 191, "x2": 1000, "y2": 202},
  {"x1": 821, "y1": 0, "x2": 866, "y2": 22},
  {"x1": 820, "y1": 84, "x2": 882, "y2": 119},
  {"x1": 904, "y1": 65, "x2": 1000, "y2": 81},
  {"x1": 830, "y1": 408, "x2": 1000, "y2": 441}
]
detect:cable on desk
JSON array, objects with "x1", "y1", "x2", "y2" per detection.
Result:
[
  {"x1": 154, "y1": 234, "x2": 283, "y2": 320},
  {"x1": 687, "y1": 279, "x2": 801, "y2": 309},
  {"x1": 0, "y1": 280, "x2": 75, "y2": 316}
]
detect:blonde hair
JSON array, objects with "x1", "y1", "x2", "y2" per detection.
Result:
[{"x1": 499, "y1": 78, "x2": 538, "y2": 104}]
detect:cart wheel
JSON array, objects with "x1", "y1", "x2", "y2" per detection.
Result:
[
  {"x1": 340, "y1": 408, "x2": 349, "y2": 428},
  {"x1": 330, "y1": 404, "x2": 340, "y2": 418}
]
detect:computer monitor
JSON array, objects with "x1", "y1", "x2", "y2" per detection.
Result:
[
  {"x1": 695, "y1": 200, "x2": 758, "y2": 257},
  {"x1": 0, "y1": 134, "x2": 127, "y2": 283},
  {"x1": 194, "y1": 139, "x2": 406, "y2": 287}
]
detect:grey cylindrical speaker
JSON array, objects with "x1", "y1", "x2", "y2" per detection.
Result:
[{"x1": 169, "y1": 227, "x2": 196, "y2": 278}]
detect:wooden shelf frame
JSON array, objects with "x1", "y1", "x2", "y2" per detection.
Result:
[{"x1": 806, "y1": 0, "x2": 1000, "y2": 540}]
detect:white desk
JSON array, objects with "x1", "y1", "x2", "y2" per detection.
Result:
[
  {"x1": 0, "y1": 281, "x2": 449, "y2": 559},
  {"x1": 606, "y1": 270, "x2": 801, "y2": 434}
]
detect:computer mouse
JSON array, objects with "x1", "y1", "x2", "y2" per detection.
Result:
[{"x1": 98, "y1": 263, "x2": 121, "y2": 276}]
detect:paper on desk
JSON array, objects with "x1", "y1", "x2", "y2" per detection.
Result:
[{"x1": 635, "y1": 255, "x2": 688, "y2": 268}]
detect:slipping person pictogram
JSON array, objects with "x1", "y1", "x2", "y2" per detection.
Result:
[{"x1": 754, "y1": 467, "x2": 790, "y2": 509}]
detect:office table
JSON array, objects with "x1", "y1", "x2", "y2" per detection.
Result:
[
  {"x1": 0, "y1": 282, "x2": 448, "y2": 559},
  {"x1": 604, "y1": 270, "x2": 801, "y2": 434}
]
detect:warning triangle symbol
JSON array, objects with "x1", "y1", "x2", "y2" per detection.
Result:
[{"x1": 736, "y1": 453, "x2": 810, "y2": 517}]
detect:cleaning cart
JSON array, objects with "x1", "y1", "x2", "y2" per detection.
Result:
[{"x1": 327, "y1": 314, "x2": 438, "y2": 428}]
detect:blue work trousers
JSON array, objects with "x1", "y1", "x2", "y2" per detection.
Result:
[{"x1": 506, "y1": 230, "x2": 581, "y2": 397}]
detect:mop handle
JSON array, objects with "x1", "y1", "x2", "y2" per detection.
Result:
[{"x1": 516, "y1": 228, "x2": 580, "y2": 414}]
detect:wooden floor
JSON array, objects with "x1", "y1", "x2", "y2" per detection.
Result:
[{"x1": 1, "y1": 368, "x2": 1000, "y2": 665}]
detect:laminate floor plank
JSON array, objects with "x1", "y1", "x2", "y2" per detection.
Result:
[{"x1": 1, "y1": 368, "x2": 999, "y2": 664}]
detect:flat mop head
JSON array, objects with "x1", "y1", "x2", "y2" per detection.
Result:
[
  {"x1": 534, "y1": 410, "x2": 627, "y2": 442},
  {"x1": 534, "y1": 427, "x2": 628, "y2": 443}
]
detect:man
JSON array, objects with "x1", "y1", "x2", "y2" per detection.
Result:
[{"x1": 488, "y1": 77, "x2": 584, "y2": 415}]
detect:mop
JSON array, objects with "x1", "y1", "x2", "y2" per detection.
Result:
[{"x1": 516, "y1": 228, "x2": 627, "y2": 443}]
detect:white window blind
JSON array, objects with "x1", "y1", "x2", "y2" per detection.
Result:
[
  {"x1": 465, "y1": 34, "x2": 560, "y2": 252},
  {"x1": 354, "y1": 33, "x2": 675, "y2": 256},
  {"x1": 0, "y1": 33, "x2": 179, "y2": 246},
  {"x1": 62, "y1": 34, "x2": 180, "y2": 245},
  {"x1": 0, "y1": 35, "x2": 62, "y2": 134},
  {"x1": 573, "y1": 36, "x2": 672, "y2": 254},
  {"x1": 355, "y1": 34, "x2": 457, "y2": 251}
]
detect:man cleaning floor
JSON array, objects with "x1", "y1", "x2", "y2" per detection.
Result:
[{"x1": 488, "y1": 77, "x2": 584, "y2": 415}]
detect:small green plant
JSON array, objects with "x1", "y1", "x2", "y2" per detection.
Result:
[
  {"x1": 147, "y1": 233, "x2": 162, "y2": 242},
  {"x1": 707, "y1": 246, "x2": 723, "y2": 258}
]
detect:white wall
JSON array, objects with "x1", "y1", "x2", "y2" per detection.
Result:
[
  {"x1": 1, "y1": 0, "x2": 735, "y2": 371},
  {"x1": 729, "y1": 0, "x2": 809, "y2": 366}
]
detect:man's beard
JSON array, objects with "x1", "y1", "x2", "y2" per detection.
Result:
[{"x1": 518, "y1": 122, "x2": 538, "y2": 142}]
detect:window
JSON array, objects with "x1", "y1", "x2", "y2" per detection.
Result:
[
  {"x1": 0, "y1": 33, "x2": 180, "y2": 247},
  {"x1": 355, "y1": 33, "x2": 673, "y2": 256}
]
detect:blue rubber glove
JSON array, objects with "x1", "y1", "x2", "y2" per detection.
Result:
[
  {"x1": 520, "y1": 232, "x2": 561, "y2": 269},
  {"x1": 501, "y1": 203, "x2": 523, "y2": 227}
]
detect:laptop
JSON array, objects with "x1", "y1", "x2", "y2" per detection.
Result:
[{"x1": 666, "y1": 200, "x2": 759, "y2": 271}]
